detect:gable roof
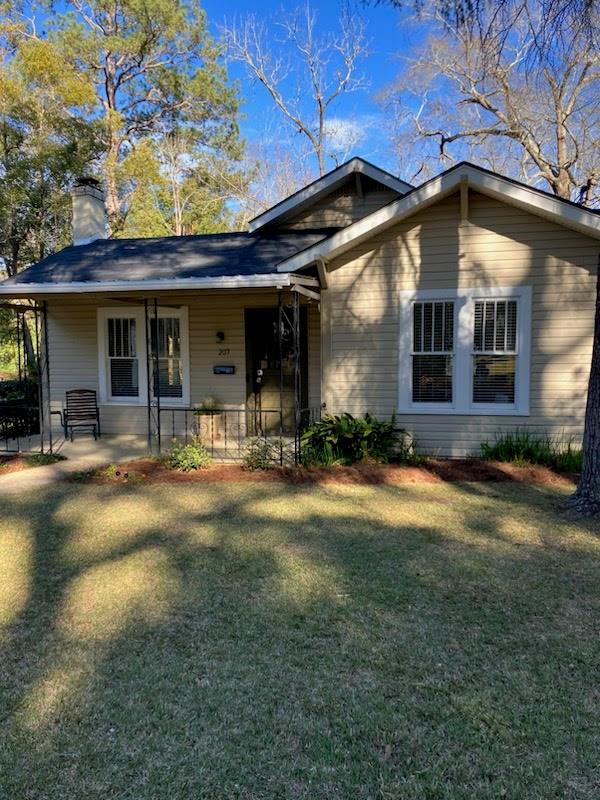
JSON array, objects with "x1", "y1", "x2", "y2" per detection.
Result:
[
  {"x1": 247, "y1": 157, "x2": 413, "y2": 233},
  {"x1": 277, "y1": 161, "x2": 600, "y2": 273},
  {"x1": 2, "y1": 159, "x2": 597, "y2": 297},
  {"x1": 0, "y1": 229, "x2": 330, "y2": 294}
]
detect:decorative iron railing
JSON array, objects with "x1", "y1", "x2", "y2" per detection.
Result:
[
  {"x1": 157, "y1": 405, "x2": 323, "y2": 463},
  {"x1": 0, "y1": 401, "x2": 41, "y2": 452}
]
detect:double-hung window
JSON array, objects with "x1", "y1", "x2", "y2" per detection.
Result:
[
  {"x1": 412, "y1": 300, "x2": 454, "y2": 403},
  {"x1": 399, "y1": 287, "x2": 531, "y2": 415},
  {"x1": 107, "y1": 316, "x2": 139, "y2": 398},
  {"x1": 98, "y1": 307, "x2": 189, "y2": 405},
  {"x1": 472, "y1": 299, "x2": 517, "y2": 405},
  {"x1": 150, "y1": 315, "x2": 183, "y2": 399}
]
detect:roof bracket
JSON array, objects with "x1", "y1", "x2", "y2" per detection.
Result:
[
  {"x1": 291, "y1": 283, "x2": 321, "y2": 302},
  {"x1": 355, "y1": 172, "x2": 364, "y2": 199},
  {"x1": 460, "y1": 174, "x2": 469, "y2": 223},
  {"x1": 316, "y1": 258, "x2": 329, "y2": 289},
  {"x1": 287, "y1": 274, "x2": 320, "y2": 287}
]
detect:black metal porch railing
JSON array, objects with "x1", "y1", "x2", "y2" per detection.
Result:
[
  {"x1": 0, "y1": 301, "x2": 53, "y2": 455},
  {"x1": 157, "y1": 405, "x2": 323, "y2": 464},
  {"x1": 0, "y1": 402, "x2": 41, "y2": 452}
]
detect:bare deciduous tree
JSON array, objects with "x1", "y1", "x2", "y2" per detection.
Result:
[
  {"x1": 222, "y1": 4, "x2": 368, "y2": 176},
  {"x1": 387, "y1": 1, "x2": 600, "y2": 204},
  {"x1": 369, "y1": 0, "x2": 599, "y2": 53}
]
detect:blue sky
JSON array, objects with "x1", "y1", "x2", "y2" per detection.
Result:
[
  {"x1": 202, "y1": 0, "x2": 419, "y2": 174},
  {"x1": 31, "y1": 0, "x2": 424, "y2": 177}
]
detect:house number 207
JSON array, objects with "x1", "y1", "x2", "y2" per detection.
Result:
[{"x1": 218, "y1": 348, "x2": 230, "y2": 356}]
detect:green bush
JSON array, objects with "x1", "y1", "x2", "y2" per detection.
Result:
[
  {"x1": 166, "y1": 441, "x2": 212, "y2": 471},
  {"x1": 243, "y1": 438, "x2": 282, "y2": 470},
  {"x1": 0, "y1": 378, "x2": 38, "y2": 401},
  {"x1": 97, "y1": 463, "x2": 120, "y2": 479},
  {"x1": 300, "y1": 412, "x2": 407, "y2": 466},
  {"x1": 481, "y1": 429, "x2": 582, "y2": 473},
  {"x1": 24, "y1": 452, "x2": 66, "y2": 467}
]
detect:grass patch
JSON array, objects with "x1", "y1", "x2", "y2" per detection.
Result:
[
  {"x1": 482, "y1": 429, "x2": 582, "y2": 473},
  {"x1": 0, "y1": 452, "x2": 68, "y2": 472},
  {"x1": 24, "y1": 452, "x2": 67, "y2": 467},
  {"x1": 0, "y1": 481, "x2": 598, "y2": 798}
]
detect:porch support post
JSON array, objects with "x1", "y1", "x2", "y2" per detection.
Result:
[
  {"x1": 34, "y1": 306, "x2": 44, "y2": 454},
  {"x1": 144, "y1": 299, "x2": 152, "y2": 452},
  {"x1": 153, "y1": 297, "x2": 161, "y2": 453},
  {"x1": 22, "y1": 313, "x2": 29, "y2": 382},
  {"x1": 16, "y1": 309, "x2": 22, "y2": 382},
  {"x1": 42, "y1": 301, "x2": 53, "y2": 454},
  {"x1": 293, "y1": 288, "x2": 301, "y2": 465},
  {"x1": 277, "y1": 290, "x2": 284, "y2": 465}
]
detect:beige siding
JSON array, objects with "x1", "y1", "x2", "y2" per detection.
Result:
[
  {"x1": 47, "y1": 290, "x2": 320, "y2": 435},
  {"x1": 285, "y1": 182, "x2": 399, "y2": 230},
  {"x1": 322, "y1": 190, "x2": 599, "y2": 456}
]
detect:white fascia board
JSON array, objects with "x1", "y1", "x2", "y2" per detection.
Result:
[
  {"x1": 356, "y1": 160, "x2": 413, "y2": 194},
  {"x1": 0, "y1": 273, "x2": 291, "y2": 296},
  {"x1": 248, "y1": 157, "x2": 412, "y2": 233},
  {"x1": 277, "y1": 164, "x2": 600, "y2": 273},
  {"x1": 465, "y1": 167, "x2": 600, "y2": 239}
]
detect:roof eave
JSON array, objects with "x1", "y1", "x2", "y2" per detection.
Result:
[{"x1": 0, "y1": 273, "x2": 292, "y2": 296}]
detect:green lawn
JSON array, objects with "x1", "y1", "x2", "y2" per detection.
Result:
[{"x1": 0, "y1": 479, "x2": 599, "y2": 799}]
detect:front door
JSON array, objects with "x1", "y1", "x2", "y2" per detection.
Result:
[{"x1": 245, "y1": 307, "x2": 308, "y2": 434}]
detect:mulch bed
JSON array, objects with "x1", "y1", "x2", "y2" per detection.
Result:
[
  {"x1": 0, "y1": 455, "x2": 34, "y2": 475},
  {"x1": 77, "y1": 458, "x2": 578, "y2": 488},
  {"x1": 0, "y1": 454, "x2": 67, "y2": 475}
]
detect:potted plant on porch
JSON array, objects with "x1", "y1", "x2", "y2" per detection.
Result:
[{"x1": 193, "y1": 396, "x2": 225, "y2": 443}]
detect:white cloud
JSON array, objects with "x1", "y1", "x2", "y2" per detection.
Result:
[{"x1": 323, "y1": 116, "x2": 370, "y2": 158}]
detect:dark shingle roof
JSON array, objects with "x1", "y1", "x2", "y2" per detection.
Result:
[{"x1": 2, "y1": 229, "x2": 333, "y2": 286}]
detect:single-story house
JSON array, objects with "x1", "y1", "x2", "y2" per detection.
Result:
[{"x1": 1, "y1": 156, "x2": 599, "y2": 457}]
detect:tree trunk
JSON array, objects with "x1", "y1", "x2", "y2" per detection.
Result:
[
  {"x1": 566, "y1": 255, "x2": 600, "y2": 514},
  {"x1": 22, "y1": 321, "x2": 37, "y2": 377},
  {"x1": 103, "y1": 141, "x2": 121, "y2": 234},
  {"x1": 102, "y1": 65, "x2": 122, "y2": 235}
]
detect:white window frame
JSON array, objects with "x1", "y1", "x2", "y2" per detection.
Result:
[
  {"x1": 97, "y1": 306, "x2": 190, "y2": 406},
  {"x1": 399, "y1": 286, "x2": 531, "y2": 416}
]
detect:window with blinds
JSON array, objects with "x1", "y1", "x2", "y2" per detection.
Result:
[
  {"x1": 472, "y1": 299, "x2": 517, "y2": 404},
  {"x1": 412, "y1": 300, "x2": 454, "y2": 403},
  {"x1": 151, "y1": 316, "x2": 183, "y2": 398},
  {"x1": 107, "y1": 317, "x2": 139, "y2": 397}
]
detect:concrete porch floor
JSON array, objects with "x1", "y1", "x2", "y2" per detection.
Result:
[
  {"x1": 0, "y1": 433, "x2": 153, "y2": 496},
  {"x1": 2, "y1": 432, "x2": 151, "y2": 464},
  {"x1": 51, "y1": 432, "x2": 151, "y2": 464}
]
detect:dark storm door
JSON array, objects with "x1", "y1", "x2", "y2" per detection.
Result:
[{"x1": 244, "y1": 307, "x2": 308, "y2": 434}]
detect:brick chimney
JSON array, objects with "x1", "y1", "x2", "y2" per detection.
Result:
[{"x1": 72, "y1": 177, "x2": 107, "y2": 246}]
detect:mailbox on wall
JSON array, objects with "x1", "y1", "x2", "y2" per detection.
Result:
[{"x1": 213, "y1": 365, "x2": 235, "y2": 375}]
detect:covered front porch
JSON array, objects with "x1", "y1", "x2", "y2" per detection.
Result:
[{"x1": 0, "y1": 277, "x2": 323, "y2": 464}]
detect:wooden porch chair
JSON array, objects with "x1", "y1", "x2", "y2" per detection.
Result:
[{"x1": 63, "y1": 389, "x2": 101, "y2": 441}]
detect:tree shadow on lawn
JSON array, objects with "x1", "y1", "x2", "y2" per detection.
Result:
[{"x1": 0, "y1": 480, "x2": 599, "y2": 800}]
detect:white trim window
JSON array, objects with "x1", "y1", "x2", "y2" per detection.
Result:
[
  {"x1": 97, "y1": 307, "x2": 190, "y2": 406},
  {"x1": 472, "y1": 299, "x2": 517, "y2": 406},
  {"x1": 399, "y1": 286, "x2": 531, "y2": 415},
  {"x1": 107, "y1": 315, "x2": 140, "y2": 399},
  {"x1": 150, "y1": 315, "x2": 185, "y2": 400},
  {"x1": 411, "y1": 300, "x2": 455, "y2": 405}
]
